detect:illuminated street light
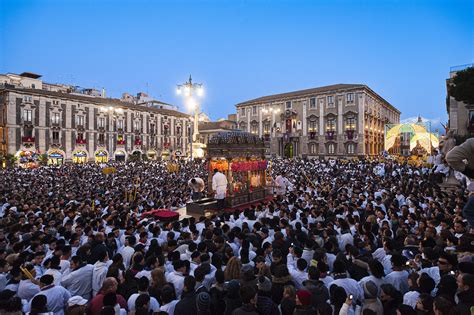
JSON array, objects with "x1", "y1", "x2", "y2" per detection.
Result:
[{"x1": 176, "y1": 75, "x2": 204, "y2": 159}]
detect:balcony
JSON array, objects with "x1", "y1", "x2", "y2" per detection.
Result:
[
  {"x1": 76, "y1": 139, "x2": 87, "y2": 145},
  {"x1": 344, "y1": 133, "x2": 359, "y2": 141},
  {"x1": 325, "y1": 131, "x2": 335, "y2": 141},
  {"x1": 309, "y1": 131, "x2": 317, "y2": 140},
  {"x1": 345, "y1": 129, "x2": 355, "y2": 140}
]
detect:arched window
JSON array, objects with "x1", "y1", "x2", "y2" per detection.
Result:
[
  {"x1": 263, "y1": 120, "x2": 271, "y2": 134},
  {"x1": 250, "y1": 121, "x2": 258, "y2": 134},
  {"x1": 309, "y1": 143, "x2": 318, "y2": 155},
  {"x1": 347, "y1": 143, "x2": 355, "y2": 154},
  {"x1": 345, "y1": 116, "x2": 356, "y2": 130},
  {"x1": 326, "y1": 117, "x2": 336, "y2": 132},
  {"x1": 328, "y1": 143, "x2": 335, "y2": 154}
]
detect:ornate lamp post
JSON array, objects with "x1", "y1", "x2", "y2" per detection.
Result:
[
  {"x1": 261, "y1": 106, "x2": 281, "y2": 136},
  {"x1": 176, "y1": 75, "x2": 204, "y2": 159}
]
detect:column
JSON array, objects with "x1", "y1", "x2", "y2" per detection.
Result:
[
  {"x1": 337, "y1": 97, "x2": 343, "y2": 134},
  {"x1": 302, "y1": 100, "x2": 307, "y2": 136},
  {"x1": 193, "y1": 110, "x2": 199, "y2": 142},
  {"x1": 358, "y1": 94, "x2": 364, "y2": 132},
  {"x1": 247, "y1": 109, "x2": 251, "y2": 132},
  {"x1": 319, "y1": 100, "x2": 324, "y2": 136},
  {"x1": 258, "y1": 107, "x2": 263, "y2": 136},
  {"x1": 271, "y1": 112, "x2": 275, "y2": 137}
]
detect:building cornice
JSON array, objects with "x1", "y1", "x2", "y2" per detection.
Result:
[{"x1": 0, "y1": 87, "x2": 191, "y2": 119}]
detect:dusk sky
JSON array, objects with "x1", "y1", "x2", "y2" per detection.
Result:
[{"x1": 1, "y1": 0, "x2": 473, "y2": 130}]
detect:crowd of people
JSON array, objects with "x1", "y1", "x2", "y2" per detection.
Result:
[{"x1": 0, "y1": 152, "x2": 473, "y2": 315}]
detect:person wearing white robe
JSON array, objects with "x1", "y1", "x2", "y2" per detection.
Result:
[
  {"x1": 275, "y1": 173, "x2": 291, "y2": 196},
  {"x1": 92, "y1": 252, "x2": 109, "y2": 297},
  {"x1": 60, "y1": 261, "x2": 93, "y2": 301},
  {"x1": 212, "y1": 169, "x2": 228, "y2": 210}
]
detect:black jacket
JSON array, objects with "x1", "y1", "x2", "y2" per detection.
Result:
[
  {"x1": 304, "y1": 279, "x2": 329, "y2": 310},
  {"x1": 256, "y1": 294, "x2": 280, "y2": 315},
  {"x1": 280, "y1": 298, "x2": 295, "y2": 315},
  {"x1": 454, "y1": 289, "x2": 474, "y2": 315},
  {"x1": 174, "y1": 291, "x2": 197, "y2": 315},
  {"x1": 293, "y1": 305, "x2": 315, "y2": 315},
  {"x1": 210, "y1": 286, "x2": 227, "y2": 315},
  {"x1": 231, "y1": 304, "x2": 259, "y2": 315}
]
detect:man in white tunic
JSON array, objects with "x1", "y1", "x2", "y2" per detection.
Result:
[
  {"x1": 29, "y1": 274, "x2": 71, "y2": 315},
  {"x1": 275, "y1": 172, "x2": 291, "y2": 196},
  {"x1": 212, "y1": 169, "x2": 228, "y2": 211},
  {"x1": 60, "y1": 257, "x2": 94, "y2": 300}
]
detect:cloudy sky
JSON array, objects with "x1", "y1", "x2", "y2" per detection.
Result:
[{"x1": 1, "y1": 0, "x2": 472, "y2": 125}]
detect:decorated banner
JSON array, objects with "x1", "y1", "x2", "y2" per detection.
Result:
[
  {"x1": 166, "y1": 162, "x2": 180, "y2": 173},
  {"x1": 231, "y1": 160, "x2": 267, "y2": 172},
  {"x1": 210, "y1": 160, "x2": 229, "y2": 172}
]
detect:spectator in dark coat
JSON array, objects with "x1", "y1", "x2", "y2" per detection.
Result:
[
  {"x1": 231, "y1": 286, "x2": 259, "y2": 315},
  {"x1": 303, "y1": 266, "x2": 329, "y2": 310},
  {"x1": 256, "y1": 276, "x2": 279, "y2": 315},
  {"x1": 224, "y1": 280, "x2": 241, "y2": 315},
  {"x1": 454, "y1": 273, "x2": 474, "y2": 315},
  {"x1": 271, "y1": 265, "x2": 293, "y2": 304},
  {"x1": 280, "y1": 285, "x2": 296, "y2": 315},
  {"x1": 174, "y1": 276, "x2": 197, "y2": 315}
]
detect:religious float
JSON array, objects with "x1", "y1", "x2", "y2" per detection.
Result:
[{"x1": 187, "y1": 131, "x2": 268, "y2": 215}]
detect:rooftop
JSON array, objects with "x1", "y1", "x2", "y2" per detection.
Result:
[
  {"x1": 236, "y1": 84, "x2": 365, "y2": 106},
  {"x1": 236, "y1": 83, "x2": 400, "y2": 113},
  {"x1": 450, "y1": 63, "x2": 474, "y2": 73},
  {"x1": 0, "y1": 85, "x2": 190, "y2": 118},
  {"x1": 19, "y1": 72, "x2": 42, "y2": 79},
  {"x1": 199, "y1": 120, "x2": 236, "y2": 131}
]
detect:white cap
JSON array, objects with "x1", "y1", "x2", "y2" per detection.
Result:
[{"x1": 68, "y1": 295, "x2": 88, "y2": 306}]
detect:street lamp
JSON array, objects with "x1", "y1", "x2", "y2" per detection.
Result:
[
  {"x1": 176, "y1": 75, "x2": 204, "y2": 159},
  {"x1": 262, "y1": 106, "x2": 281, "y2": 135}
]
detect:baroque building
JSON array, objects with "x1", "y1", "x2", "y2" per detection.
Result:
[
  {"x1": 0, "y1": 72, "x2": 191, "y2": 165},
  {"x1": 235, "y1": 84, "x2": 400, "y2": 158}
]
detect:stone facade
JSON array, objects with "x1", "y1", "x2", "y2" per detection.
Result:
[
  {"x1": 0, "y1": 86, "x2": 191, "y2": 163},
  {"x1": 235, "y1": 84, "x2": 400, "y2": 158},
  {"x1": 446, "y1": 65, "x2": 474, "y2": 137}
]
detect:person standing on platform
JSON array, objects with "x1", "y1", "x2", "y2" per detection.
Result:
[
  {"x1": 275, "y1": 172, "x2": 291, "y2": 196},
  {"x1": 188, "y1": 177, "x2": 205, "y2": 201},
  {"x1": 212, "y1": 169, "x2": 228, "y2": 211}
]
